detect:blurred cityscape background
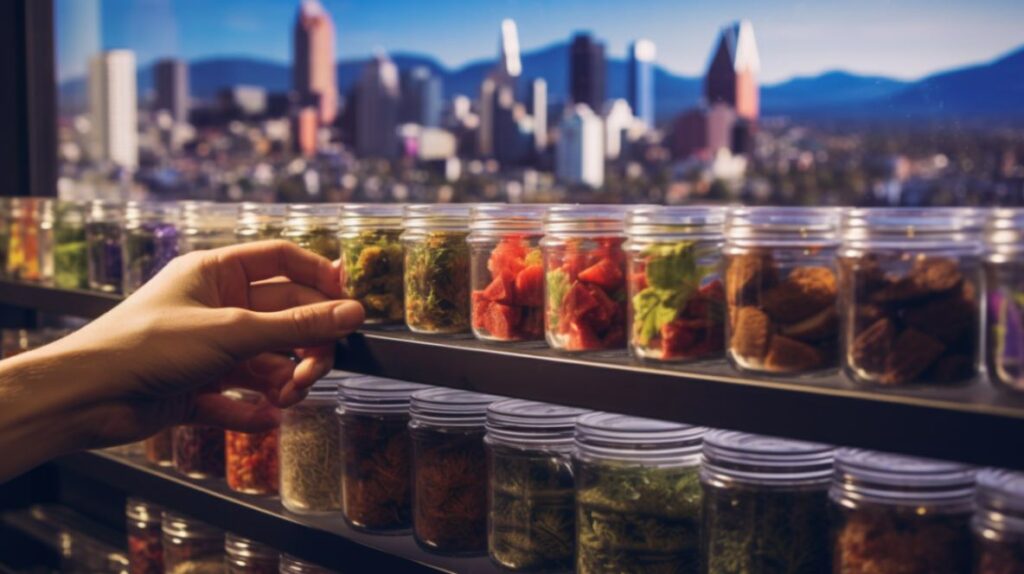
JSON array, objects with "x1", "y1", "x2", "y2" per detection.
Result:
[{"x1": 55, "y1": 0, "x2": 1024, "y2": 206}]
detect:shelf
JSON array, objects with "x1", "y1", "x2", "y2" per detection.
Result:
[
  {"x1": 54, "y1": 452, "x2": 499, "y2": 574},
  {"x1": 4, "y1": 280, "x2": 1024, "y2": 470},
  {"x1": 0, "y1": 281, "x2": 119, "y2": 318}
]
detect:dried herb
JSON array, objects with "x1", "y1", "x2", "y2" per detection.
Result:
[
  {"x1": 576, "y1": 459, "x2": 702, "y2": 574},
  {"x1": 545, "y1": 238, "x2": 628, "y2": 351},
  {"x1": 226, "y1": 429, "x2": 279, "y2": 496},
  {"x1": 341, "y1": 412, "x2": 413, "y2": 532},
  {"x1": 53, "y1": 204, "x2": 88, "y2": 290},
  {"x1": 123, "y1": 222, "x2": 179, "y2": 294},
  {"x1": 975, "y1": 537, "x2": 1024, "y2": 574},
  {"x1": 701, "y1": 484, "x2": 830, "y2": 574},
  {"x1": 833, "y1": 503, "x2": 972, "y2": 573},
  {"x1": 86, "y1": 221, "x2": 123, "y2": 293},
  {"x1": 405, "y1": 231, "x2": 471, "y2": 334},
  {"x1": 341, "y1": 229, "x2": 405, "y2": 324},
  {"x1": 128, "y1": 523, "x2": 163, "y2": 574},
  {"x1": 145, "y1": 428, "x2": 174, "y2": 466},
  {"x1": 280, "y1": 401, "x2": 342, "y2": 513},
  {"x1": 412, "y1": 427, "x2": 488, "y2": 554},
  {"x1": 288, "y1": 227, "x2": 340, "y2": 260},
  {"x1": 488, "y1": 444, "x2": 575, "y2": 572},
  {"x1": 172, "y1": 425, "x2": 225, "y2": 479}
]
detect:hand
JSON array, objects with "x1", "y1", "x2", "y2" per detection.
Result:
[{"x1": 0, "y1": 240, "x2": 365, "y2": 479}]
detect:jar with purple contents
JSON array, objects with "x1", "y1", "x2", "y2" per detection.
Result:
[
  {"x1": 172, "y1": 425, "x2": 225, "y2": 480},
  {"x1": 85, "y1": 199, "x2": 124, "y2": 293},
  {"x1": 123, "y1": 202, "x2": 179, "y2": 295}
]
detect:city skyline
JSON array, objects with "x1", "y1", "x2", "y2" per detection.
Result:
[{"x1": 57, "y1": 0, "x2": 1024, "y2": 84}]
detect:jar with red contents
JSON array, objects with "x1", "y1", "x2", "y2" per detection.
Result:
[
  {"x1": 172, "y1": 425, "x2": 225, "y2": 480},
  {"x1": 126, "y1": 498, "x2": 163, "y2": 574},
  {"x1": 145, "y1": 429, "x2": 173, "y2": 467},
  {"x1": 225, "y1": 533, "x2": 278, "y2": 574},
  {"x1": 225, "y1": 389, "x2": 279, "y2": 495},
  {"x1": 162, "y1": 511, "x2": 223, "y2": 574},
  {"x1": 468, "y1": 204, "x2": 550, "y2": 342},
  {"x1": 626, "y1": 206, "x2": 727, "y2": 362},
  {"x1": 541, "y1": 205, "x2": 629, "y2": 352}
]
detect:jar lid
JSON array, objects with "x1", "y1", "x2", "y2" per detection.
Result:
[
  {"x1": 125, "y1": 498, "x2": 163, "y2": 524},
  {"x1": 307, "y1": 370, "x2": 359, "y2": 398},
  {"x1": 125, "y1": 201, "x2": 178, "y2": 223},
  {"x1": 336, "y1": 375, "x2": 429, "y2": 414},
  {"x1": 843, "y1": 208, "x2": 983, "y2": 245},
  {"x1": 403, "y1": 204, "x2": 472, "y2": 231},
  {"x1": 486, "y1": 399, "x2": 589, "y2": 446},
  {"x1": 225, "y1": 533, "x2": 277, "y2": 559},
  {"x1": 543, "y1": 204, "x2": 628, "y2": 234},
  {"x1": 410, "y1": 387, "x2": 502, "y2": 427},
  {"x1": 702, "y1": 430, "x2": 835, "y2": 486},
  {"x1": 726, "y1": 207, "x2": 839, "y2": 244},
  {"x1": 285, "y1": 204, "x2": 342, "y2": 229},
  {"x1": 626, "y1": 205, "x2": 727, "y2": 237},
  {"x1": 470, "y1": 204, "x2": 549, "y2": 233},
  {"x1": 238, "y1": 202, "x2": 287, "y2": 221},
  {"x1": 976, "y1": 469, "x2": 1024, "y2": 517},
  {"x1": 86, "y1": 199, "x2": 124, "y2": 221},
  {"x1": 161, "y1": 511, "x2": 222, "y2": 539},
  {"x1": 832, "y1": 449, "x2": 975, "y2": 508},
  {"x1": 340, "y1": 203, "x2": 405, "y2": 225},
  {"x1": 181, "y1": 203, "x2": 240, "y2": 231},
  {"x1": 574, "y1": 412, "x2": 706, "y2": 462},
  {"x1": 280, "y1": 554, "x2": 332, "y2": 573}
]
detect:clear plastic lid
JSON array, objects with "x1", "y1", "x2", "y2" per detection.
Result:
[
  {"x1": 485, "y1": 399, "x2": 589, "y2": 447},
  {"x1": 339, "y1": 204, "x2": 405, "y2": 229},
  {"x1": 975, "y1": 468, "x2": 1024, "y2": 533},
  {"x1": 574, "y1": 412, "x2": 707, "y2": 464},
  {"x1": 125, "y1": 498, "x2": 163, "y2": 525},
  {"x1": 831, "y1": 449, "x2": 976, "y2": 509},
  {"x1": 86, "y1": 199, "x2": 124, "y2": 223},
  {"x1": 238, "y1": 202, "x2": 287, "y2": 226},
  {"x1": 306, "y1": 370, "x2": 359, "y2": 400},
  {"x1": 543, "y1": 204, "x2": 629, "y2": 235},
  {"x1": 124, "y1": 202, "x2": 178, "y2": 228},
  {"x1": 409, "y1": 387, "x2": 502, "y2": 428},
  {"x1": 224, "y1": 533, "x2": 277, "y2": 559},
  {"x1": 702, "y1": 430, "x2": 835, "y2": 487},
  {"x1": 161, "y1": 511, "x2": 222, "y2": 540},
  {"x1": 402, "y1": 204, "x2": 472, "y2": 231},
  {"x1": 181, "y1": 203, "x2": 240, "y2": 232},
  {"x1": 842, "y1": 208, "x2": 984, "y2": 248},
  {"x1": 285, "y1": 204, "x2": 342, "y2": 229},
  {"x1": 336, "y1": 375, "x2": 429, "y2": 414},
  {"x1": 986, "y1": 208, "x2": 1024, "y2": 259},
  {"x1": 469, "y1": 204, "x2": 550, "y2": 234},
  {"x1": 280, "y1": 554, "x2": 333, "y2": 573},
  {"x1": 626, "y1": 205, "x2": 727, "y2": 238},
  {"x1": 726, "y1": 206, "x2": 839, "y2": 245}
]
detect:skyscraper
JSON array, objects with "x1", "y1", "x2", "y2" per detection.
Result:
[
  {"x1": 705, "y1": 20, "x2": 760, "y2": 121},
  {"x1": 557, "y1": 104, "x2": 604, "y2": 188},
  {"x1": 497, "y1": 18, "x2": 522, "y2": 82},
  {"x1": 401, "y1": 66, "x2": 443, "y2": 127},
  {"x1": 603, "y1": 99, "x2": 633, "y2": 160},
  {"x1": 529, "y1": 78, "x2": 548, "y2": 152},
  {"x1": 89, "y1": 50, "x2": 138, "y2": 169},
  {"x1": 479, "y1": 19, "x2": 522, "y2": 158},
  {"x1": 355, "y1": 54, "x2": 401, "y2": 158},
  {"x1": 293, "y1": 0, "x2": 339, "y2": 125},
  {"x1": 570, "y1": 33, "x2": 606, "y2": 112},
  {"x1": 627, "y1": 39, "x2": 656, "y2": 127},
  {"x1": 154, "y1": 58, "x2": 189, "y2": 123}
]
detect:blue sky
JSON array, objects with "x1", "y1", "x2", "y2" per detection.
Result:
[{"x1": 57, "y1": 0, "x2": 1024, "y2": 84}]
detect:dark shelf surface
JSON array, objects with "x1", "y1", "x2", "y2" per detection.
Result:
[
  {"x1": 55, "y1": 452, "x2": 498, "y2": 574},
  {"x1": 0, "y1": 280, "x2": 119, "y2": 318}
]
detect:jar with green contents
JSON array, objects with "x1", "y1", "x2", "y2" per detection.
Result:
[
  {"x1": 401, "y1": 204, "x2": 472, "y2": 334},
  {"x1": 485, "y1": 399, "x2": 588, "y2": 572},
  {"x1": 575, "y1": 412, "x2": 706, "y2": 574},
  {"x1": 700, "y1": 430, "x2": 834, "y2": 574},
  {"x1": 282, "y1": 204, "x2": 341, "y2": 259},
  {"x1": 122, "y1": 202, "x2": 179, "y2": 294},
  {"x1": 236, "y1": 203, "x2": 287, "y2": 243},
  {"x1": 339, "y1": 204, "x2": 405, "y2": 324},
  {"x1": 53, "y1": 200, "x2": 89, "y2": 290},
  {"x1": 36, "y1": 199, "x2": 56, "y2": 284},
  {"x1": 973, "y1": 469, "x2": 1024, "y2": 574},
  {"x1": 180, "y1": 203, "x2": 239, "y2": 253}
]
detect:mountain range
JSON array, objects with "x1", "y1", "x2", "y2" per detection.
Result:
[{"x1": 60, "y1": 40, "x2": 1024, "y2": 123}]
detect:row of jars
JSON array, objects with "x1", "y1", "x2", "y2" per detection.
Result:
[
  {"x1": 127, "y1": 499, "x2": 331, "y2": 574},
  {"x1": 118, "y1": 372, "x2": 1024, "y2": 573}
]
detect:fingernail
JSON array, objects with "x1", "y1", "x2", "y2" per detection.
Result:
[{"x1": 332, "y1": 301, "x2": 365, "y2": 331}]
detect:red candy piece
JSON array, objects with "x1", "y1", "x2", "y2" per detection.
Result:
[
  {"x1": 483, "y1": 302, "x2": 522, "y2": 340},
  {"x1": 482, "y1": 273, "x2": 517, "y2": 304},
  {"x1": 472, "y1": 291, "x2": 490, "y2": 330},
  {"x1": 578, "y1": 258, "x2": 624, "y2": 290},
  {"x1": 514, "y1": 264, "x2": 544, "y2": 307}
]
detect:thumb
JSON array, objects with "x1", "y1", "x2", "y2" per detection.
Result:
[{"x1": 225, "y1": 300, "x2": 365, "y2": 357}]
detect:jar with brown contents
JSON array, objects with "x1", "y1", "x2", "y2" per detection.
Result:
[
  {"x1": 161, "y1": 512, "x2": 223, "y2": 574},
  {"x1": 725, "y1": 207, "x2": 840, "y2": 375},
  {"x1": 830, "y1": 449, "x2": 975, "y2": 574},
  {"x1": 337, "y1": 375, "x2": 428, "y2": 533},
  {"x1": 973, "y1": 469, "x2": 1024, "y2": 574},
  {"x1": 127, "y1": 498, "x2": 164, "y2": 574},
  {"x1": 225, "y1": 533, "x2": 278, "y2": 574}
]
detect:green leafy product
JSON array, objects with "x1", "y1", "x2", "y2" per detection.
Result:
[
  {"x1": 289, "y1": 227, "x2": 341, "y2": 260},
  {"x1": 404, "y1": 231, "x2": 471, "y2": 334},
  {"x1": 342, "y1": 229, "x2": 405, "y2": 324},
  {"x1": 53, "y1": 202, "x2": 88, "y2": 290}
]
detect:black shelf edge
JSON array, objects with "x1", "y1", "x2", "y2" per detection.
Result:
[
  {"x1": 0, "y1": 281, "x2": 119, "y2": 318},
  {"x1": 54, "y1": 452, "x2": 498, "y2": 574}
]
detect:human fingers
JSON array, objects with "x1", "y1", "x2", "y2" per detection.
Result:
[
  {"x1": 216, "y1": 300, "x2": 364, "y2": 359},
  {"x1": 218, "y1": 353, "x2": 296, "y2": 393},
  {"x1": 248, "y1": 281, "x2": 331, "y2": 312},
  {"x1": 188, "y1": 392, "x2": 281, "y2": 433},
  {"x1": 210, "y1": 240, "x2": 341, "y2": 298},
  {"x1": 270, "y1": 345, "x2": 335, "y2": 407}
]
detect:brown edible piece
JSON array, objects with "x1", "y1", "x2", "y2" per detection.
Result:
[
  {"x1": 854, "y1": 303, "x2": 887, "y2": 331},
  {"x1": 780, "y1": 306, "x2": 838, "y2": 341},
  {"x1": 902, "y1": 295, "x2": 976, "y2": 345},
  {"x1": 881, "y1": 329, "x2": 945, "y2": 385},
  {"x1": 871, "y1": 276, "x2": 929, "y2": 304},
  {"x1": 726, "y1": 252, "x2": 776, "y2": 306},
  {"x1": 925, "y1": 354, "x2": 975, "y2": 384},
  {"x1": 910, "y1": 257, "x2": 963, "y2": 293},
  {"x1": 761, "y1": 267, "x2": 836, "y2": 323},
  {"x1": 731, "y1": 306, "x2": 771, "y2": 361},
  {"x1": 764, "y1": 335, "x2": 823, "y2": 372},
  {"x1": 851, "y1": 318, "x2": 896, "y2": 375}
]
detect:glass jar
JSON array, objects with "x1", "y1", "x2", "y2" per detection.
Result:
[
  {"x1": 126, "y1": 498, "x2": 163, "y2": 574},
  {"x1": 85, "y1": 199, "x2": 124, "y2": 293},
  {"x1": 36, "y1": 199, "x2": 56, "y2": 284},
  {"x1": 626, "y1": 206, "x2": 727, "y2": 362},
  {"x1": 410, "y1": 387, "x2": 501, "y2": 555},
  {"x1": 985, "y1": 209, "x2": 1024, "y2": 392},
  {"x1": 236, "y1": 203, "x2": 287, "y2": 243},
  {"x1": 0, "y1": 197, "x2": 10, "y2": 278},
  {"x1": 337, "y1": 375, "x2": 428, "y2": 533},
  {"x1": 541, "y1": 205, "x2": 628, "y2": 352},
  {"x1": 338, "y1": 204, "x2": 405, "y2": 325},
  {"x1": 122, "y1": 202, "x2": 179, "y2": 294},
  {"x1": 224, "y1": 389, "x2": 279, "y2": 496},
  {"x1": 145, "y1": 428, "x2": 174, "y2": 467},
  {"x1": 839, "y1": 208, "x2": 983, "y2": 386},
  {"x1": 830, "y1": 449, "x2": 975, "y2": 574},
  {"x1": 468, "y1": 205, "x2": 548, "y2": 342},
  {"x1": 172, "y1": 425, "x2": 225, "y2": 480},
  {"x1": 973, "y1": 469, "x2": 1024, "y2": 573},
  {"x1": 280, "y1": 373, "x2": 350, "y2": 514},
  {"x1": 53, "y1": 200, "x2": 89, "y2": 290},
  {"x1": 181, "y1": 203, "x2": 239, "y2": 253},
  {"x1": 281, "y1": 204, "x2": 341, "y2": 259},
  {"x1": 225, "y1": 533, "x2": 278, "y2": 574},
  {"x1": 401, "y1": 204, "x2": 473, "y2": 334},
  {"x1": 574, "y1": 412, "x2": 706, "y2": 574},
  {"x1": 279, "y1": 555, "x2": 333, "y2": 574},
  {"x1": 700, "y1": 430, "x2": 835, "y2": 574},
  {"x1": 162, "y1": 512, "x2": 223, "y2": 574},
  {"x1": 485, "y1": 399, "x2": 588, "y2": 572},
  {"x1": 6, "y1": 198, "x2": 42, "y2": 282},
  {"x1": 724, "y1": 207, "x2": 840, "y2": 375}
]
